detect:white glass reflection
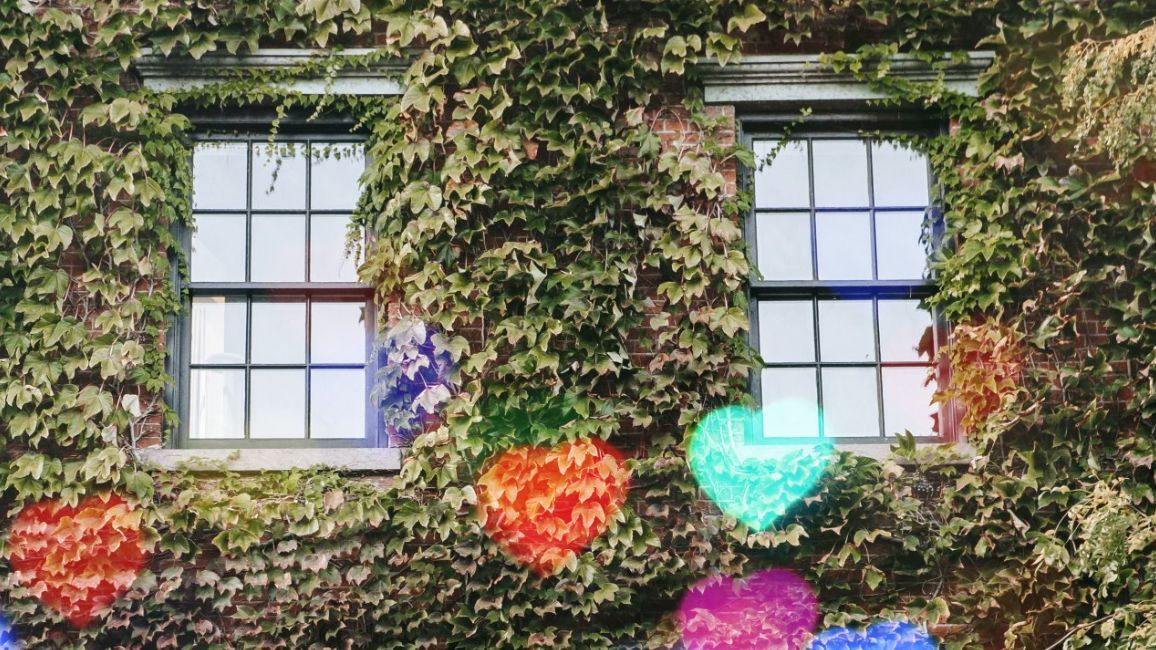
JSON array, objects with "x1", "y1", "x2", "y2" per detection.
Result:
[
  {"x1": 310, "y1": 369, "x2": 366, "y2": 438},
  {"x1": 753, "y1": 140, "x2": 810, "y2": 209},
  {"x1": 876, "y1": 211, "x2": 928, "y2": 280},
  {"x1": 816, "y1": 212, "x2": 873, "y2": 280},
  {"x1": 760, "y1": 368, "x2": 820, "y2": 438},
  {"x1": 250, "y1": 302, "x2": 306, "y2": 364},
  {"x1": 249, "y1": 369, "x2": 306, "y2": 439},
  {"x1": 250, "y1": 215, "x2": 305, "y2": 282},
  {"x1": 193, "y1": 143, "x2": 247, "y2": 210},
  {"x1": 882, "y1": 367, "x2": 937, "y2": 437},
  {"x1": 252, "y1": 143, "x2": 307, "y2": 210},
  {"x1": 191, "y1": 214, "x2": 246, "y2": 282},
  {"x1": 756, "y1": 212, "x2": 812, "y2": 280},
  {"x1": 310, "y1": 302, "x2": 366, "y2": 364},
  {"x1": 812, "y1": 140, "x2": 869, "y2": 208},
  {"x1": 310, "y1": 215, "x2": 360, "y2": 283},
  {"x1": 818, "y1": 300, "x2": 875, "y2": 362},
  {"x1": 758, "y1": 300, "x2": 815, "y2": 363},
  {"x1": 311, "y1": 144, "x2": 364, "y2": 211},
  {"x1": 878, "y1": 300, "x2": 934, "y2": 362},
  {"x1": 821, "y1": 368, "x2": 880, "y2": 437},
  {"x1": 190, "y1": 297, "x2": 246, "y2": 365},
  {"x1": 871, "y1": 141, "x2": 930, "y2": 207},
  {"x1": 189, "y1": 369, "x2": 245, "y2": 439}
]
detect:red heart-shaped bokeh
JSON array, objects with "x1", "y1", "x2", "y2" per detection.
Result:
[
  {"x1": 476, "y1": 438, "x2": 630, "y2": 576},
  {"x1": 7, "y1": 493, "x2": 148, "y2": 627}
]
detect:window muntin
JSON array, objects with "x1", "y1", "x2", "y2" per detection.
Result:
[
  {"x1": 181, "y1": 136, "x2": 373, "y2": 447},
  {"x1": 748, "y1": 133, "x2": 947, "y2": 443}
]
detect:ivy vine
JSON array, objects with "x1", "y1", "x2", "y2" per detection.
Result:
[{"x1": 0, "y1": 1, "x2": 1153, "y2": 648}]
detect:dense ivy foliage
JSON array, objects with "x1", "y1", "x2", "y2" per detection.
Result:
[{"x1": 1, "y1": 0, "x2": 1154, "y2": 648}]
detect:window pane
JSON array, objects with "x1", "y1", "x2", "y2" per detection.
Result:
[
  {"x1": 251, "y1": 215, "x2": 305, "y2": 282},
  {"x1": 193, "y1": 142, "x2": 247, "y2": 210},
  {"x1": 250, "y1": 301, "x2": 306, "y2": 364},
  {"x1": 249, "y1": 369, "x2": 306, "y2": 439},
  {"x1": 812, "y1": 139, "x2": 869, "y2": 208},
  {"x1": 818, "y1": 300, "x2": 875, "y2": 362},
  {"x1": 878, "y1": 300, "x2": 935, "y2": 362},
  {"x1": 816, "y1": 211, "x2": 873, "y2": 280},
  {"x1": 190, "y1": 297, "x2": 247, "y2": 365},
  {"x1": 875, "y1": 211, "x2": 928, "y2": 280},
  {"x1": 311, "y1": 302, "x2": 367, "y2": 364},
  {"x1": 310, "y1": 215, "x2": 360, "y2": 283},
  {"x1": 871, "y1": 141, "x2": 930, "y2": 207},
  {"x1": 882, "y1": 367, "x2": 937, "y2": 437},
  {"x1": 760, "y1": 368, "x2": 819, "y2": 438},
  {"x1": 756, "y1": 212, "x2": 812, "y2": 281},
  {"x1": 311, "y1": 143, "x2": 364, "y2": 211},
  {"x1": 310, "y1": 369, "x2": 366, "y2": 438},
  {"x1": 252, "y1": 143, "x2": 307, "y2": 210},
  {"x1": 189, "y1": 369, "x2": 245, "y2": 439},
  {"x1": 821, "y1": 368, "x2": 880, "y2": 437},
  {"x1": 758, "y1": 300, "x2": 815, "y2": 363},
  {"x1": 753, "y1": 140, "x2": 810, "y2": 209},
  {"x1": 191, "y1": 214, "x2": 246, "y2": 282}
]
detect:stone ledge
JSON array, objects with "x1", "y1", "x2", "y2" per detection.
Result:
[
  {"x1": 696, "y1": 52, "x2": 994, "y2": 104},
  {"x1": 135, "y1": 447, "x2": 402, "y2": 472},
  {"x1": 134, "y1": 48, "x2": 406, "y2": 96}
]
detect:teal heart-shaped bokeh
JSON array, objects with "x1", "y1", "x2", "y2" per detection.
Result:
[{"x1": 688, "y1": 405, "x2": 834, "y2": 531}]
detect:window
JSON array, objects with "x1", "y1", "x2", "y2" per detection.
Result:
[
  {"x1": 176, "y1": 134, "x2": 377, "y2": 448},
  {"x1": 746, "y1": 131, "x2": 950, "y2": 443}
]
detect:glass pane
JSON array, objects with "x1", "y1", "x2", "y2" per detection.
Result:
[
  {"x1": 753, "y1": 140, "x2": 810, "y2": 209},
  {"x1": 878, "y1": 300, "x2": 935, "y2": 362},
  {"x1": 882, "y1": 367, "x2": 937, "y2": 437},
  {"x1": 250, "y1": 301, "x2": 306, "y2": 364},
  {"x1": 310, "y1": 215, "x2": 360, "y2": 283},
  {"x1": 190, "y1": 297, "x2": 247, "y2": 365},
  {"x1": 871, "y1": 141, "x2": 930, "y2": 207},
  {"x1": 188, "y1": 369, "x2": 245, "y2": 439},
  {"x1": 756, "y1": 212, "x2": 812, "y2": 281},
  {"x1": 812, "y1": 139, "x2": 869, "y2": 208},
  {"x1": 311, "y1": 143, "x2": 364, "y2": 210},
  {"x1": 192, "y1": 142, "x2": 247, "y2": 210},
  {"x1": 191, "y1": 214, "x2": 246, "y2": 282},
  {"x1": 818, "y1": 300, "x2": 875, "y2": 362},
  {"x1": 875, "y1": 211, "x2": 928, "y2": 280},
  {"x1": 310, "y1": 369, "x2": 366, "y2": 438},
  {"x1": 251, "y1": 215, "x2": 305, "y2": 282},
  {"x1": 252, "y1": 143, "x2": 307, "y2": 210},
  {"x1": 249, "y1": 369, "x2": 306, "y2": 439},
  {"x1": 760, "y1": 368, "x2": 820, "y2": 438},
  {"x1": 816, "y1": 211, "x2": 873, "y2": 280},
  {"x1": 758, "y1": 300, "x2": 815, "y2": 363},
  {"x1": 821, "y1": 368, "x2": 880, "y2": 437},
  {"x1": 311, "y1": 302, "x2": 367, "y2": 364}
]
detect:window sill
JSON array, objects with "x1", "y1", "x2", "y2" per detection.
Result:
[
  {"x1": 135, "y1": 447, "x2": 402, "y2": 472},
  {"x1": 839, "y1": 442, "x2": 976, "y2": 465}
]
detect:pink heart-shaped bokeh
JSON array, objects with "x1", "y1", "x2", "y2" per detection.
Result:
[{"x1": 678, "y1": 568, "x2": 819, "y2": 650}]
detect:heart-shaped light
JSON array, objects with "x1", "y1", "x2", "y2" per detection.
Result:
[
  {"x1": 809, "y1": 620, "x2": 937, "y2": 649},
  {"x1": 688, "y1": 405, "x2": 833, "y2": 531},
  {"x1": 0, "y1": 613, "x2": 16, "y2": 647},
  {"x1": 7, "y1": 493, "x2": 148, "y2": 627},
  {"x1": 476, "y1": 438, "x2": 630, "y2": 576},
  {"x1": 678, "y1": 568, "x2": 819, "y2": 650}
]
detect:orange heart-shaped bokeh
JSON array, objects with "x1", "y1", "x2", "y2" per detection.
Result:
[
  {"x1": 7, "y1": 493, "x2": 148, "y2": 627},
  {"x1": 476, "y1": 438, "x2": 630, "y2": 576}
]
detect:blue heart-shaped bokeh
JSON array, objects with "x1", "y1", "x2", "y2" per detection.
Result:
[
  {"x1": 809, "y1": 621, "x2": 937, "y2": 649},
  {"x1": 688, "y1": 405, "x2": 833, "y2": 531}
]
